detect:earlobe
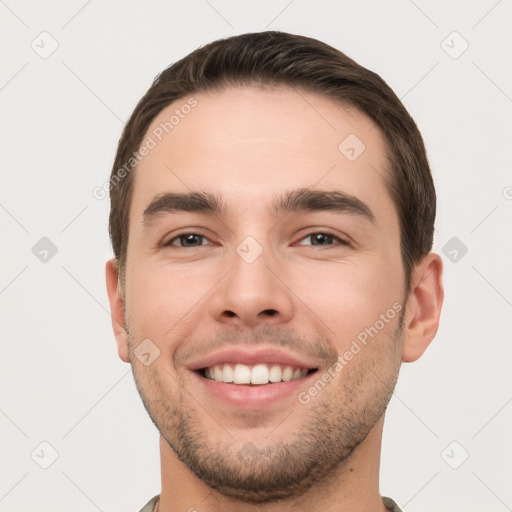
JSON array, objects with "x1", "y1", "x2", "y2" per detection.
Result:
[
  {"x1": 105, "y1": 258, "x2": 130, "y2": 363},
  {"x1": 402, "y1": 253, "x2": 444, "y2": 363}
]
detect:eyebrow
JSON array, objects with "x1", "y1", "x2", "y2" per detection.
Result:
[{"x1": 142, "y1": 188, "x2": 375, "y2": 228}]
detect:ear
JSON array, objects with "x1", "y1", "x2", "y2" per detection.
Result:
[
  {"x1": 402, "y1": 252, "x2": 444, "y2": 362},
  {"x1": 105, "y1": 258, "x2": 130, "y2": 363}
]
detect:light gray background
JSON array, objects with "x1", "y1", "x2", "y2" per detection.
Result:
[{"x1": 1, "y1": 1, "x2": 511, "y2": 511}]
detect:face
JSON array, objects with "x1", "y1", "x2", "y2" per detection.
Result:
[{"x1": 122, "y1": 86, "x2": 407, "y2": 502}]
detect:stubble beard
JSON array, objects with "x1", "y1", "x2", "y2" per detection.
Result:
[{"x1": 129, "y1": 310, "x2": 404, "y2": 504}]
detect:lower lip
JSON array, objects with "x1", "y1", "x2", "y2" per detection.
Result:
[{"x1": 191, "y1": 371, "x2": 316, "y2": 409}]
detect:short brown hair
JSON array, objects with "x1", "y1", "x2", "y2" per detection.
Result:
[{"x1": 109, "y1": 31, "x2": 435, "y2": 293}]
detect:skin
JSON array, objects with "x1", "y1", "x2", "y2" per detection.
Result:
[{"x1": 106, "y1": 86, "x2": 444, "y2": 512}]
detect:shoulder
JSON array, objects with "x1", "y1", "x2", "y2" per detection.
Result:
[
  {"x1": 382, "y1": 496, "x2": 403, "y2": 512},
  {"x1": 138, "y1": 494, "x2": 160, "y2": 512}
]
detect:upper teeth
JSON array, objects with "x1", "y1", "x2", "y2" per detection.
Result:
[{"x1": 204, "y1": 363, "x2": 309, "y2": 385}]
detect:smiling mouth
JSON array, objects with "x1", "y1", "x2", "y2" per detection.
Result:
[{"x1": 198, "y1": 363, "x2": 318, "y2": 385}]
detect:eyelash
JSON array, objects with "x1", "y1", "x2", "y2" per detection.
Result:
[{"x1": 163, "y1": 231, "x2": 350, "y2": 248}]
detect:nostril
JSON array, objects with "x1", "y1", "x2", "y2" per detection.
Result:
[{"x1": 262, "y1": 309, "x2": 278, "y2": 316}]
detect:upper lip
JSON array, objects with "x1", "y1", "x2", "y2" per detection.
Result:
[{"x1": 187, "y1": 346, "x2": 321, "y2": 371}]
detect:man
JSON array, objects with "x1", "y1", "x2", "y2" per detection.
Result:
[{"x1": 105, "y1": 31, "x2": 444, "y2": 511}]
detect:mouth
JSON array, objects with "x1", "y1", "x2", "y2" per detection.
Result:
[
  {"x1": 187, "y1": 346, "x2": 323, "y2": 408},
  {"x1": 198, "y1": 363, "x2": 318, "y2": 385}
]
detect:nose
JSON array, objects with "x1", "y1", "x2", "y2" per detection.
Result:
[{"x1": 208, "y1": 240, "x2": 295, "y2": 328}]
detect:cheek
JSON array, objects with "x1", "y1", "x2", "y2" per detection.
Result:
[
  {"x1": 125, "y1": 260, "x2": 216, "y2": 343},
  {"x1": 288, "y1": 253, "x2": 403, "y2": 346}
]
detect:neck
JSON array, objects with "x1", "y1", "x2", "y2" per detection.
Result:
[{"x1": 156, "y1": 415, "x2": 389, "y2": 512}]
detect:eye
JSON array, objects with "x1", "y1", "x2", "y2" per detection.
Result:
[
  {"x1": 165, "y1": 233, "x2": 210, "y2": 248},
  {"x1": 297, "y1": 232, "x2": 350, "y2": 247},
  {"x1": 163, "y1": 231, "x2": 349, "y2": 249}
]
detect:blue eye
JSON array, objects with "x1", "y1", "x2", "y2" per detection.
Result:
[
  {"x1": 164, "y1": 231, "x2": 349, "y2": 249},
  {"x1": 167, "y1": 233, "x2": 208, "y2": 247},
  {"x1": 298, "y1": 232, "x2": 349, "y2": 247}
]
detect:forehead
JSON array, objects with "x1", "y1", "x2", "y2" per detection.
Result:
[{"x1": 130, "y1": 85, "x2": 396, "y2": 226}]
